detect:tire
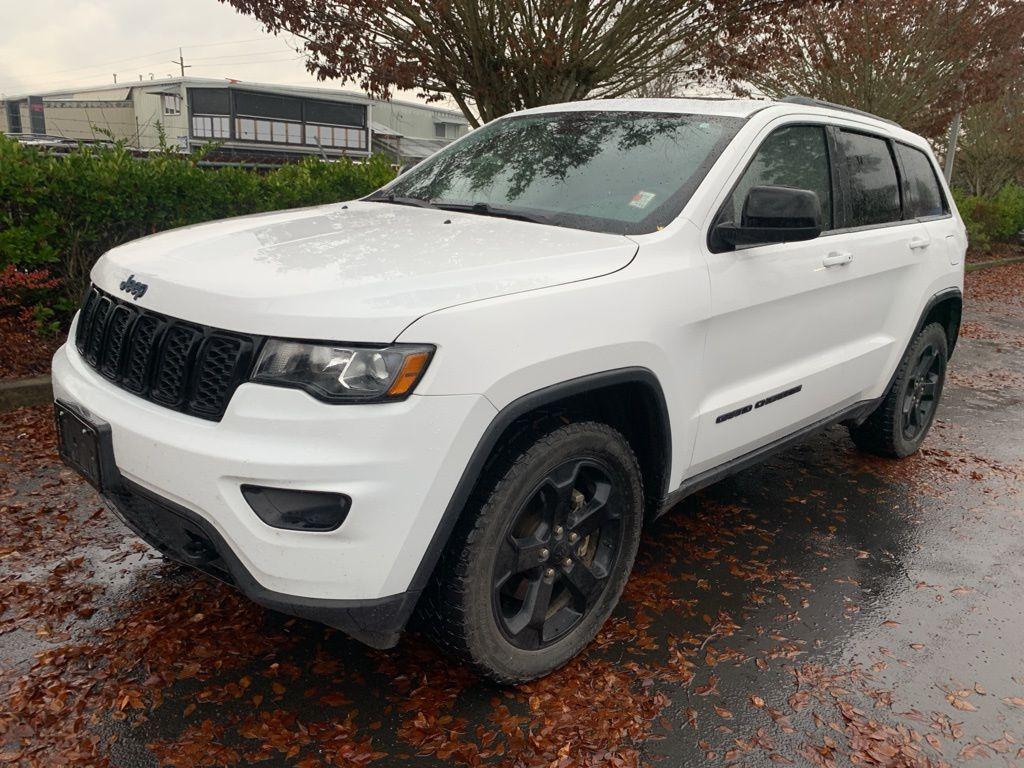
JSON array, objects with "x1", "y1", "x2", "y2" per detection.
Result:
[
  {"x1": 848, "y1": 322, "x2": 948, "y2": 458},
  {"x1": 420, "y1": 420, "x2": 644, "y2": 684}
]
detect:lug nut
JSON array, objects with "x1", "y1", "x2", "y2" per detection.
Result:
[
  {"x1": 544, "y1": 568, "x2": 555, "y2": 578},
  {"x1": 539, "y1": 548, "x2": 549, "y2": 560},
  {"x1": 563, "y1": 557, "x2": 572, "y2": 568},
  {"x1": 554, "y1": 525, "x2": 564, "y2": 538},
  {"x1": 568, "y1": 532, "x2": 578, "y2": 543}
]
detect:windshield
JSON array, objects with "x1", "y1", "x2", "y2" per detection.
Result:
[{"x1": 369, "y1": 111, "x2": 745, "y2": 235}]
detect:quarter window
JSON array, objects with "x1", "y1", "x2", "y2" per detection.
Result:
[
  {"x1": 723, "y1": 125, "x2": 833, "y2": 231},
  {"x1": 896, "y1": 144, "x2": 948, "y2": 219},
  {"x1": 837, "y1": 131, "x2": 901, "y2": 227}
]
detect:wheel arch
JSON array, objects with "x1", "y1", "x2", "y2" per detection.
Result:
[
  {"x1": 920, "y1": 287, "x2": 962, "y2": 358},
  {"x1": 406, "y1": 367, "x2": 671, "y2": 600},
  {"x1": 852, "y1": 286, "x2": 963, "y2": 430}
]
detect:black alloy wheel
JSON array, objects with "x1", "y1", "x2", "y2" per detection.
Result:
[
  {"x1": 848, "y1": 322, "x2": 949, "y2": 458},
  {"x1": 420, "y1": 420, "x2": 644, "y2": 683},
  {"x1": 492, "y1": 458, "x2": 623, "y2": 650},
  {"x1": 901, "y1": 341, "x2": 944, "y2": 441}
]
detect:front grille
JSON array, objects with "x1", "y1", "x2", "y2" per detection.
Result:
[{"x1": 75, "y1": 285, "x2": 260, "y2": 421}]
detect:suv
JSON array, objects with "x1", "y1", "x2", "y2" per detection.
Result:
[{"x1": 52, "y1": 97, "x2": 965, "y2": 683}]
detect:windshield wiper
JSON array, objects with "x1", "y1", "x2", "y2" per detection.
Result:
[
  {"x1": 433, "y1": 201, "x2": 550, "y2": 225},
  {"x1": 368, "y1": 192, "x2": 436, "y2": 208}
]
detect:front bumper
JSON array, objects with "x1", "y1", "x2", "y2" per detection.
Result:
[
  {"x1": 52, "y1": 342, "x2": 496, "y2": 644},
  {"x1": 105, "y1": 475, "x2": 417, "y2": 647}
]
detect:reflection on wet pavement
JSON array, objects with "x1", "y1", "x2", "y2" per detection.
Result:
[{"x1": 2, "y1": 263, "x2": 1023, "y2": 767}]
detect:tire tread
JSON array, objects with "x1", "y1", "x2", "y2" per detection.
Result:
[
  {"x1": 418, "y1": 418, "x2": 642, "y2": 683},
  {"x1": 848, "y1": 322, "x2": 947, "y2": 458}
]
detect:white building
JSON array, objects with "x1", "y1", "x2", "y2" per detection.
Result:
[{"x1": 1, "y1": 77, "x2": 471, "y2": 164}]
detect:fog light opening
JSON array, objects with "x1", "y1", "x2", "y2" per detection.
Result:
[{"x1": 241, "y1": 485, "x2": 351, "y2": 532}]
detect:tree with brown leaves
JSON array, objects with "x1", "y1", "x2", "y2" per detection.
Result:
[
  {"x1": 954, "y1": 80, "x2": 1024, "y2": 196},
  {"x1": 715, "y1": 0, "x2": 1024, "y2": 140},
  {"x1": 219, "y1": 0, "x2": 801, "y2": 126}
]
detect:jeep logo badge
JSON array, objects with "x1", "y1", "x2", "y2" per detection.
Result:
[{"x1": 119, "y1": 274, "x2": 148, "y2": 301}]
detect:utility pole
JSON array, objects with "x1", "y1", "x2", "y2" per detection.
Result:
[
  {"x1": 943, "y1": 111, "x2": 962, "y2": 183},
  {"x1": 170, "y1": 48, "x2": 191, "y2": 78},
  {"x1": 943, "y1": 85, "x2": 966, "y2": 184},
  {"x1": 112, "y1": 73, "x2": 117, "y2": 84}
]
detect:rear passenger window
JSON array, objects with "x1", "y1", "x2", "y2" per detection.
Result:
[
  {"x1": 724, "y1": 125, "x2": 833, "y2": 231},
  {"x1": 896, "y1": 144, "x2": 948, "y2": 219},
  {"x1": 837, "y1": 131, "x2": 901, "y2": 227}
]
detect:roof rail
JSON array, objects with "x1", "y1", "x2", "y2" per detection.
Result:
[{"x1": 780, "y1": 96, "x2": 901, "y2": 128}]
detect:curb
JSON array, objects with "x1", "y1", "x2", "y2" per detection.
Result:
[
  {"x1": 966, "y1": 255, "x2": 1024, "y2": 273},
  {"x1": 0, "y1": 375, "x2": 53, "y2": 412}
]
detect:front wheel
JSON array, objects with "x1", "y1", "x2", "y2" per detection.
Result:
[
  {"x1": 421, "y1": 421, "x2": 644, "y2": 683},
  {"x1": 848, "y1": 322, "x2": 948, "y2": 458}
]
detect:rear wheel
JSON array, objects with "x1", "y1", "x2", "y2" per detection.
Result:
[
  {"x1": 422, "y1": 421, "x2": 644, "y2": 683},
  {"x1": 848, "y1": 322, "x2": 948, "y2": 458}
]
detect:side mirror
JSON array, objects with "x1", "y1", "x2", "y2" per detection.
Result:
[{"x1": 714, "y1": 186, "x2": 823, "y2": 248}]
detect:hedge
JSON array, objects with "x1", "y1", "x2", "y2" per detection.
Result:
[
  {"x1": 0, "y1": 135, "x2": 395, "y2": 328},
  {"x1": 953, "y1": 184, "x2": 1024, "y2": 253}
]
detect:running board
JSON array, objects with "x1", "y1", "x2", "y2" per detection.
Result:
[{"x1": 656, "y1": 398, "x2": 878, "y2": 517}]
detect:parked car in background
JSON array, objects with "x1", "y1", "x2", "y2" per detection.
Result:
[{"x1": 53, "y1": 96, "x2": 965, "y2": 682}]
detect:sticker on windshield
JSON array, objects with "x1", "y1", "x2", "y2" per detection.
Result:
[{"x1": 629, "y1": 190, "x2": 656, "y2": 209}]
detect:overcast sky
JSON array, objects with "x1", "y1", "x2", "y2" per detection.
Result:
[{"x1": 0, "y1": 0, "x2": 417, "y2": 103}]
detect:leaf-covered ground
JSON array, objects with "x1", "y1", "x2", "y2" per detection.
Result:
[
  {"x1": 0, "y1": 316, "x2": 64, "y2": 380},
  {"x1": 2, "y1": 263, "x2": 1024, "y2": 768}
]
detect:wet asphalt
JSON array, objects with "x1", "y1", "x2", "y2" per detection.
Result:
[{"x1": 1, "y1": 273, "x2": 1023, "y2": 767}]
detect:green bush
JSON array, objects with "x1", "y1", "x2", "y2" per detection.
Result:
[
  {"x1": 953, "y1": 184, "x2": 1024, "y2": 252},
  {"x1": 0, "y1": 135, "x2": 395, "y2": 323}
]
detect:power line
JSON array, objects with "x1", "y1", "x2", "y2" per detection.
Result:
[
  {"x1": 188, "y1": 49, "x2": 297, "y2": 63},
  {"x1": 190, "y1": 55, "x2": 308, "y2": 69}
]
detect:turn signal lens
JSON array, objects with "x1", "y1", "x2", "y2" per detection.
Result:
[{"x1": 387, "y1": 351, "x2": 431, "y2": 396}]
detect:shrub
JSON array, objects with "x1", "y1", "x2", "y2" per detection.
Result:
[
  {"x1": 953, "y1": 184, "x2": 1024, "y2": 253},
  {"x1": 0, "y1": 136, "x2": 395, "y2": 325}
]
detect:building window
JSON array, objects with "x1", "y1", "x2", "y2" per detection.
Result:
[
  {"x1": 237, "y1": 117, "x2": 255, "y2": 141},
  {"x1": 185, "y1": 86, "x2": 369, "y2": 150},
  {"x1": 236, "y1": 117, "x2": 303, "y2": 144},
  {"x1": 305, "y1": 123, "x2": 367, "y2": 150},
  {"x1": 5, "y1": 101, "x2": 22, "y2": 133},
  {"x1": 192, "y1": 115, "x2": 229, "y2": 139},
  {"x1": 434, "y1": 123, "x2": 447, "y2": 138},
  {"x1": 190, "y1": 88, "x2": 230, "y2": 116},
  {"x1": 162, "y1": 94, "x2": 181, "y2": 116}
]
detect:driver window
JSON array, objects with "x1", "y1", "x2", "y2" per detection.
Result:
[{"x1": 724, "y1": 125, "x2": 833, "y2": 231}]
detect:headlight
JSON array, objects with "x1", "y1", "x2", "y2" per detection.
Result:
[{"x1": 251, "y1": 340, "x2": 434, "y2": 402}]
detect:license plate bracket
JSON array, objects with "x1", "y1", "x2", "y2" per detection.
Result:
[{"x1": 55, "y1": 401, "x2": 120, "y2": 492}]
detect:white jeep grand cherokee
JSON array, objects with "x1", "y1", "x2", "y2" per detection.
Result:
[{"x1": 52, "y1": 97, "x2": 965, "y2": 682}]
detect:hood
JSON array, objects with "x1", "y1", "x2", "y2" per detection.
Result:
[{"x1": 91, "y1": 201, "x2": 638, "y2": 341}]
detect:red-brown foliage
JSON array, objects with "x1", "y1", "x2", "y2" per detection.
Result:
[
  {"x1": 714, "y1": 0, "x2": 1024, "y2": 140},
  {"x1": 220, "y1": 0, "x2": 806, "y2": 125}
]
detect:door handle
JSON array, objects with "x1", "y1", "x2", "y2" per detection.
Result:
[
  {"x1": 909, "y1": 237, "x2": 931, "y2": 250},
  {"x1": 822, "y1": 251, "x2": 853, "y2": 268}
]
